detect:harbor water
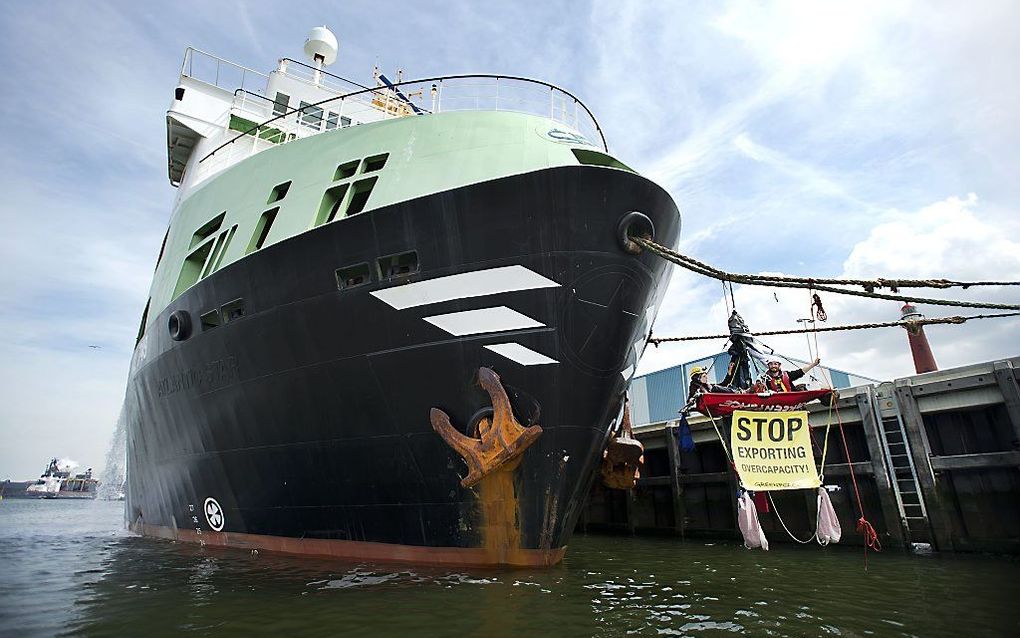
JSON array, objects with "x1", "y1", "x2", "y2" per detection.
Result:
[{"x1": 1, "y1": 500, "x2": 1017, "y2": 637}]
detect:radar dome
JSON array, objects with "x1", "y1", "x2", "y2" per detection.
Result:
[{"x1": 304, "y1": 26, "x2": 338, "y2": 65}]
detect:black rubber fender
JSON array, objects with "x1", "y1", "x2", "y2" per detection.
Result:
[{"x1": 168, "y1": 310, "x2": 191, "y2": 342}]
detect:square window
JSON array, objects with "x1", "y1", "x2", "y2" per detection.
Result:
[
  {"x1": 221, "y1": 298, "x2": 245, "y2": 322},
  {"x1": 335, "y1": 263, "x2": 371, "y2": 290},
  {"x1": 377, "y1": 251, "x2": 419, "y2": 279},
  {"x1": 299, "y1": 101, "x2": 323, "y2": 129},
  {"x1": 272, "y1": 92, "x2": 290, "y2": 116},
  {"x1": 201, "y1": 309, "x2": 222, "y2": 331}
]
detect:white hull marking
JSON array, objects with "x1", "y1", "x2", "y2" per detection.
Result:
[
  {"x1": 484, "y1": 343, "x2": 559, "y2": 366},
  {"x1": 371, "y1": 265, "x2": 559, "y2": 310},
  {"x1": 423, "y1": 306, "x2": 545, "y2": 336}
]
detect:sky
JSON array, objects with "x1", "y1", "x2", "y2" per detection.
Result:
[{"x1": 0, "y1": 1, "x2": 1017, "y2": 480}]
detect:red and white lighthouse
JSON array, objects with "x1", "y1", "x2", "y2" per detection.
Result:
[{"x1": 901, "y1": 303, "x2": 938, "y2": 373}]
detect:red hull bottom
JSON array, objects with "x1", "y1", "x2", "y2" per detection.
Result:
[{"x1": 131, "y1": 522, "x2": 567, "y2": 568}]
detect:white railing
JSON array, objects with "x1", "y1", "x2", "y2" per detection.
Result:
[
  {"x1": 181, "y1": 47, "x2": 270, "y2": 95},
  {"x1": 276, "y1": 58, "x2": 370, "y2": 96},
  {"x1": 201, "y1": 73, "x2": 607, "y2": 166}
]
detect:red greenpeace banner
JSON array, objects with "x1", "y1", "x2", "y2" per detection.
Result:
[{"x1": 695, "y1": 390, "x2": 834, "y2": 417}]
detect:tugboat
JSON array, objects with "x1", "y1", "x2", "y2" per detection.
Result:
[
  {"x1": 124, "y1": 26, "x2": 680, "y2": 566},
  {"x1": 25, "y1": 459, "x2": 100, "y2": 499}
]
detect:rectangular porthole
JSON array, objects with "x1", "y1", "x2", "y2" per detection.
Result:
[
  {"x1": 313, "y1": 184, "x2": 350, "y2": 226},
  {"x1": 246, "y1": 207, "x2": 279, "y2": 254},
  {"x1": 346, "y1": 177, "x2": 378, "y2": 216},
  {"x1": 200, "y1": 309, "x2": 221, "y2": 331},
  {"x1": 325, "y1": 112, "x2": 339, "y2": 130},
  {"x1": 335, "y1": 263, "x2": 371, "y2": 290},
  {"x1": 333, "y1": 160, "x2": 359, "y2": 181},
  {"x1": 377, "y1": 251, "x2": 419, "y2": 280},
  {"x1": 190, "y1": 212, "x2": 225, "y2": 250},
  {"x1": 362, "y1": 153, "x2": 388, "y2": 173},
  {"x1": 267, "y1": 181, "x2": 291, "y2": 204},
  {"x1": 221, "y1": 298, "x2": 245, "y2": 322}
]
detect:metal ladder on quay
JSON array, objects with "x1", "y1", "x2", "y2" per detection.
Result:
[{"x1": 874, "y1": 383, "x2": 931, "y2": 546}]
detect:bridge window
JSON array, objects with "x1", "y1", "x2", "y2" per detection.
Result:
[
  {"x1": 272, "y1": 92, "x2": 290, "y2": 116},
  {"x1": 299, "y1": 101, "x2": 323, "y2": 129}
]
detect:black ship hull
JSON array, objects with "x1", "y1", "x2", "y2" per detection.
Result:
[{"x1": 125, "y1": 166, "x2": 680, "y2": 566}]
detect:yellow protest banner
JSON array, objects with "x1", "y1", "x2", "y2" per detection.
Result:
[{"x1": 730, "y1": 410, "x2": 820, "y2": 490}]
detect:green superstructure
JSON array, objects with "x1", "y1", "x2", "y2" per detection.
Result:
[{"x1": 146, "y1": 111, "x2": 629, "y2": 333}]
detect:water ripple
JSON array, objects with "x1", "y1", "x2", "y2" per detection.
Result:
[{"x1": 1, "y1": 500, "x2": 1018, "y2": 637}]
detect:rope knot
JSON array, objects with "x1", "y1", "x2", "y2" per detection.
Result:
[{"x1": 856, "y1": 517, "x2": 881, "y2": 552}]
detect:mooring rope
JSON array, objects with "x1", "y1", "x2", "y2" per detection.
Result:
[
  {"x1": 633, "y1": 236, "x2": 1020, "y2": 292},
  {"x1": 648, "y1": 312, "x2": 1020, "y2": 345},
  {"x1": 633, "y1": 237, "x2": 1020, "y2": 311}
]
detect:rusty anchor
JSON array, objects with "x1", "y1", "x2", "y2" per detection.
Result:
[
  {"x1": 430, "y1": 367, "x2": 544, "y2": 488},
  {"x1": 601, "y1": 398, "x2": 644, "y2": 490}
]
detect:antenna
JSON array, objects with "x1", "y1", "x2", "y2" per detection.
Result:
[
  {"x1": 303, "y1": 26, "x2": 339, "y2": 66},
  {"x1": 303, "y1": 26, "x2": 338, "y2": 87}
]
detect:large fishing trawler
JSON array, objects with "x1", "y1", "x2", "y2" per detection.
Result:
[{"x1": 124, "y1": 27, "x2": 680, "y2": 566}]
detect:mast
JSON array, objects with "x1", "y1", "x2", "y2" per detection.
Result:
[{"x1": 901, "y1": 303, "x2": 938, "y2": 373}]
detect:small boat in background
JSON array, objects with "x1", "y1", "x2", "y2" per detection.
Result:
[{"x1": 25, "y1": 459, "x2": 100, "y2": 500}]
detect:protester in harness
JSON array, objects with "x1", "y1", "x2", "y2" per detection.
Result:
[
  {"x1": 757, "y1": 357, "x2": 821, "y2": 393},
  {"x1": 687, "y1": 366, "x2": 736, "y2": 398}
]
